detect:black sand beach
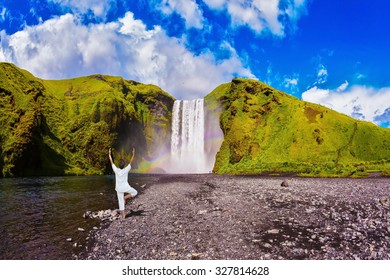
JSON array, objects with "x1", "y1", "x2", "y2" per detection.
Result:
[{"x1": 80, "y1": 175, "x2": 390, "y2": 260}]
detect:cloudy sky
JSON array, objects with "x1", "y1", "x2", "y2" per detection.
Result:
[{"x1": 0, "y1": 0, "x2": 389, "y2": 127}]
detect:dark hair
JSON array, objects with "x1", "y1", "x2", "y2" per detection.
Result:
[{"x1": 118, "y1": 159, "x2": 126, "y2": 169}]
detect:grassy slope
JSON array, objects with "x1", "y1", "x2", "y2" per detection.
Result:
[
  {"x1": 0, "y1": 63, "x2": 174, "y2": 177},
  {"x1": 206, "y1": 78, "x2": 390, "y2": 176}
]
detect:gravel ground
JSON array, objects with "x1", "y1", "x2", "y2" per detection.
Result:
[{"x1": 80, "y1": 174, "x2": 390, "y2": 260}]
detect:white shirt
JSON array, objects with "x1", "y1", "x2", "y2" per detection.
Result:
[{"x1": 112, "y1": 164, "x2": 131, "y2": 192}]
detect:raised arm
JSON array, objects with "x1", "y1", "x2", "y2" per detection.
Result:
[
  {"x1": 108, "y1": 148, "x2": 114, "y2": 165},
  {"x1": 130, "y1": 147, "x2": 136, "y2": 165}
]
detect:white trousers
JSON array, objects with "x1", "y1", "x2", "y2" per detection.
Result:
[{"x1": 116, "y1": 187, "x2": 138, "y2": 211}]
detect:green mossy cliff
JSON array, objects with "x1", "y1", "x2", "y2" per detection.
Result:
[
  {"x1": 2, "y1": 64, "x2": 389, "y2": 177},
  {"x1": 205, "y1": 78, "x2": 390, "y2": 176},
  {"x1": 0, "y1": 63, "x2": 174, "y2": 177}
]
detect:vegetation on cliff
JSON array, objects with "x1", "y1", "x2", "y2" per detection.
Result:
[
  {"x1": 0, "y1": 63, "x2": 174, "y2": 177},
  {"x1": 205, "y1": 78, "x2": 390, "y2": 177},
  {"x1": 1, "y1": 63, "x2": 389, "y2": 177}
]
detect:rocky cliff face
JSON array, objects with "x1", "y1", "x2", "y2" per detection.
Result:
[
  {"x1": 0, "y1": 63, "x2": 174, "y2": 177},
  {"x1": 205, "y1": 78, "x2": 390, "y2": 176}
]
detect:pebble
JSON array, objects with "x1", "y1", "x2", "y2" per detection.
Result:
[
  {"x1": 191, "y1": 253, "x2": 202, "y2": 260},
  {"x1": 281, "y1": 181, "x2": 289, "y2": 187},
  {"x1": 82, "y1": 175, "x2": 390, "y2": 260},
  {"x1": 379, "y1": 197, "x2": 388, "y2": 206},
  {"x1": 83, "y1": 209, "x2": 120, "y2": 221},
  {"x1": 78, "y1": 228, "x2": 85, "y2": 232},
  {"x1": 263, "y1": 243, "x2": 272, "y2": 248},
  {"x1": 66, "y1": 238, "x2": 72, "y2": 242}
]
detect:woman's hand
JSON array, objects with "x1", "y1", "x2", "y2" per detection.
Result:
[
  {"x1": 130, "y1": 147, "x2": 136, "y2": 164},
  {"x1": 108, "y1": 148, "x2": 114, "y2": 165}
]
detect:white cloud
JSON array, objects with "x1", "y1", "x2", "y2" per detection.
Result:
[
  {"x1": 302, "y1": 86, "x2": 330, "y2": 104},
  {"x1": 315, "y1": 64, "x2": 328, "y2": 85},
  {"x1": 0, "y1": 31, "x2": 6, "y2": 61},
  {"x1": 317, "y1": 68, "x2": 327, "y2": 77},
  {"x1": 356, "y1": 73, "x2": 365, "y2": 80},
  {"x1": 1, "y1": 14, "x2": 90, "y2": 78},
  {"x1": 0, "y1": 12, "x2": 253, "y2": 99},
  {"x1": 337, "y1": 80, "x2": 348, "y2": 92},
  {"x1": 283, "y1": 75, "x2": 299, "y2": 94},
  {"x1": 285, "y1": 0, "x2": 308, "y2": 23},
  {"x1": 203, "y1": 0, "x2": 226, "y2": 9},
  {"x1": 159, "y1": 0, "x2": 204, "y2": 28},
  {"x1": 284, "y1": 77, "x2": 298, "y2": 86},
  {"x1": 317, "y1": 64, "x2": 328, "y2": 78},
  {"x1": 302, "y1": 83, "x2": 390, "y2": 127},
  {"x1": 0, "y1": 7, "x2": 6, "y2": 22},
  {"x1": 49, "y1": 0, "x2": 114, "y2": 19},
  {"x1": 118, "y1": 12, "x2": 159, "y2": 39},
  {"x1": 203, "y1": 0, "x2": 308, "y2": 36},
  {"x1": 374, "y1": 108, "x2": 390, "y2": 126},
  {"x1": 226, "y1": 0, "x2": 283, "y2": 35}
]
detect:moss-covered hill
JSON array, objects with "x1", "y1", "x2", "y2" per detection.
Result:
[
  {"x1": 0, "y1": 63, "x2": 174, "y2": 177},
  {"x1": 205, "y1": 78, "x2": 390, "y2": 177},
  {"x1": 2, "y1": 63, "x2": 389, "y2": 178}
]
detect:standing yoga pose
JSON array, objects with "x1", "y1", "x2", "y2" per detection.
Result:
[{"x1": 108, "y1": 147, "x2": 138, "y2": 219}]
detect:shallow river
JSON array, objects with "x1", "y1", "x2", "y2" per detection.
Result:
[{"x1": 0, "y1": 174, "x2": 155, "y2": 259}]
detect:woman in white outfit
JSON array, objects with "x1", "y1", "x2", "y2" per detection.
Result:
[{"x1": 108, "y1": 147, "x2": 138, "y2": 219}]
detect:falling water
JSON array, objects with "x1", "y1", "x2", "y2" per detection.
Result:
[{"x1": 169, "y1": 99, "x2": 207, "y2": 173}]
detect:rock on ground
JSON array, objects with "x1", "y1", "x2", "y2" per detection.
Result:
[{"x1": 80, "y1": 175, "x2": 390, "y2": 260}]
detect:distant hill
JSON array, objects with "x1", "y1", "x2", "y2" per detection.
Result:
[
  {"x1": 0, "y1": 63, "x2": 174, "y2": 177},
  {"x1": 1, "y1": 64, "x2": 389, "y2": 177},
  {"x1": 205, "y1": 78, "x2": 390, "y2": 177}
]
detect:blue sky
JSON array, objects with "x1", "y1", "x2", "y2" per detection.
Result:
[{"x1": 0, "y1": 0, "x2": 389, "y2": 127}]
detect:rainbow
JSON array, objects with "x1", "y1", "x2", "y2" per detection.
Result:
[{"x1": 133, "y1": 134, "x2": 224, "y2": 174}]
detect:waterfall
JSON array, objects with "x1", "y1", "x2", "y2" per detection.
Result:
[{"x1": 170, "y1": 99, "x2": 207, "y2": 173}]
